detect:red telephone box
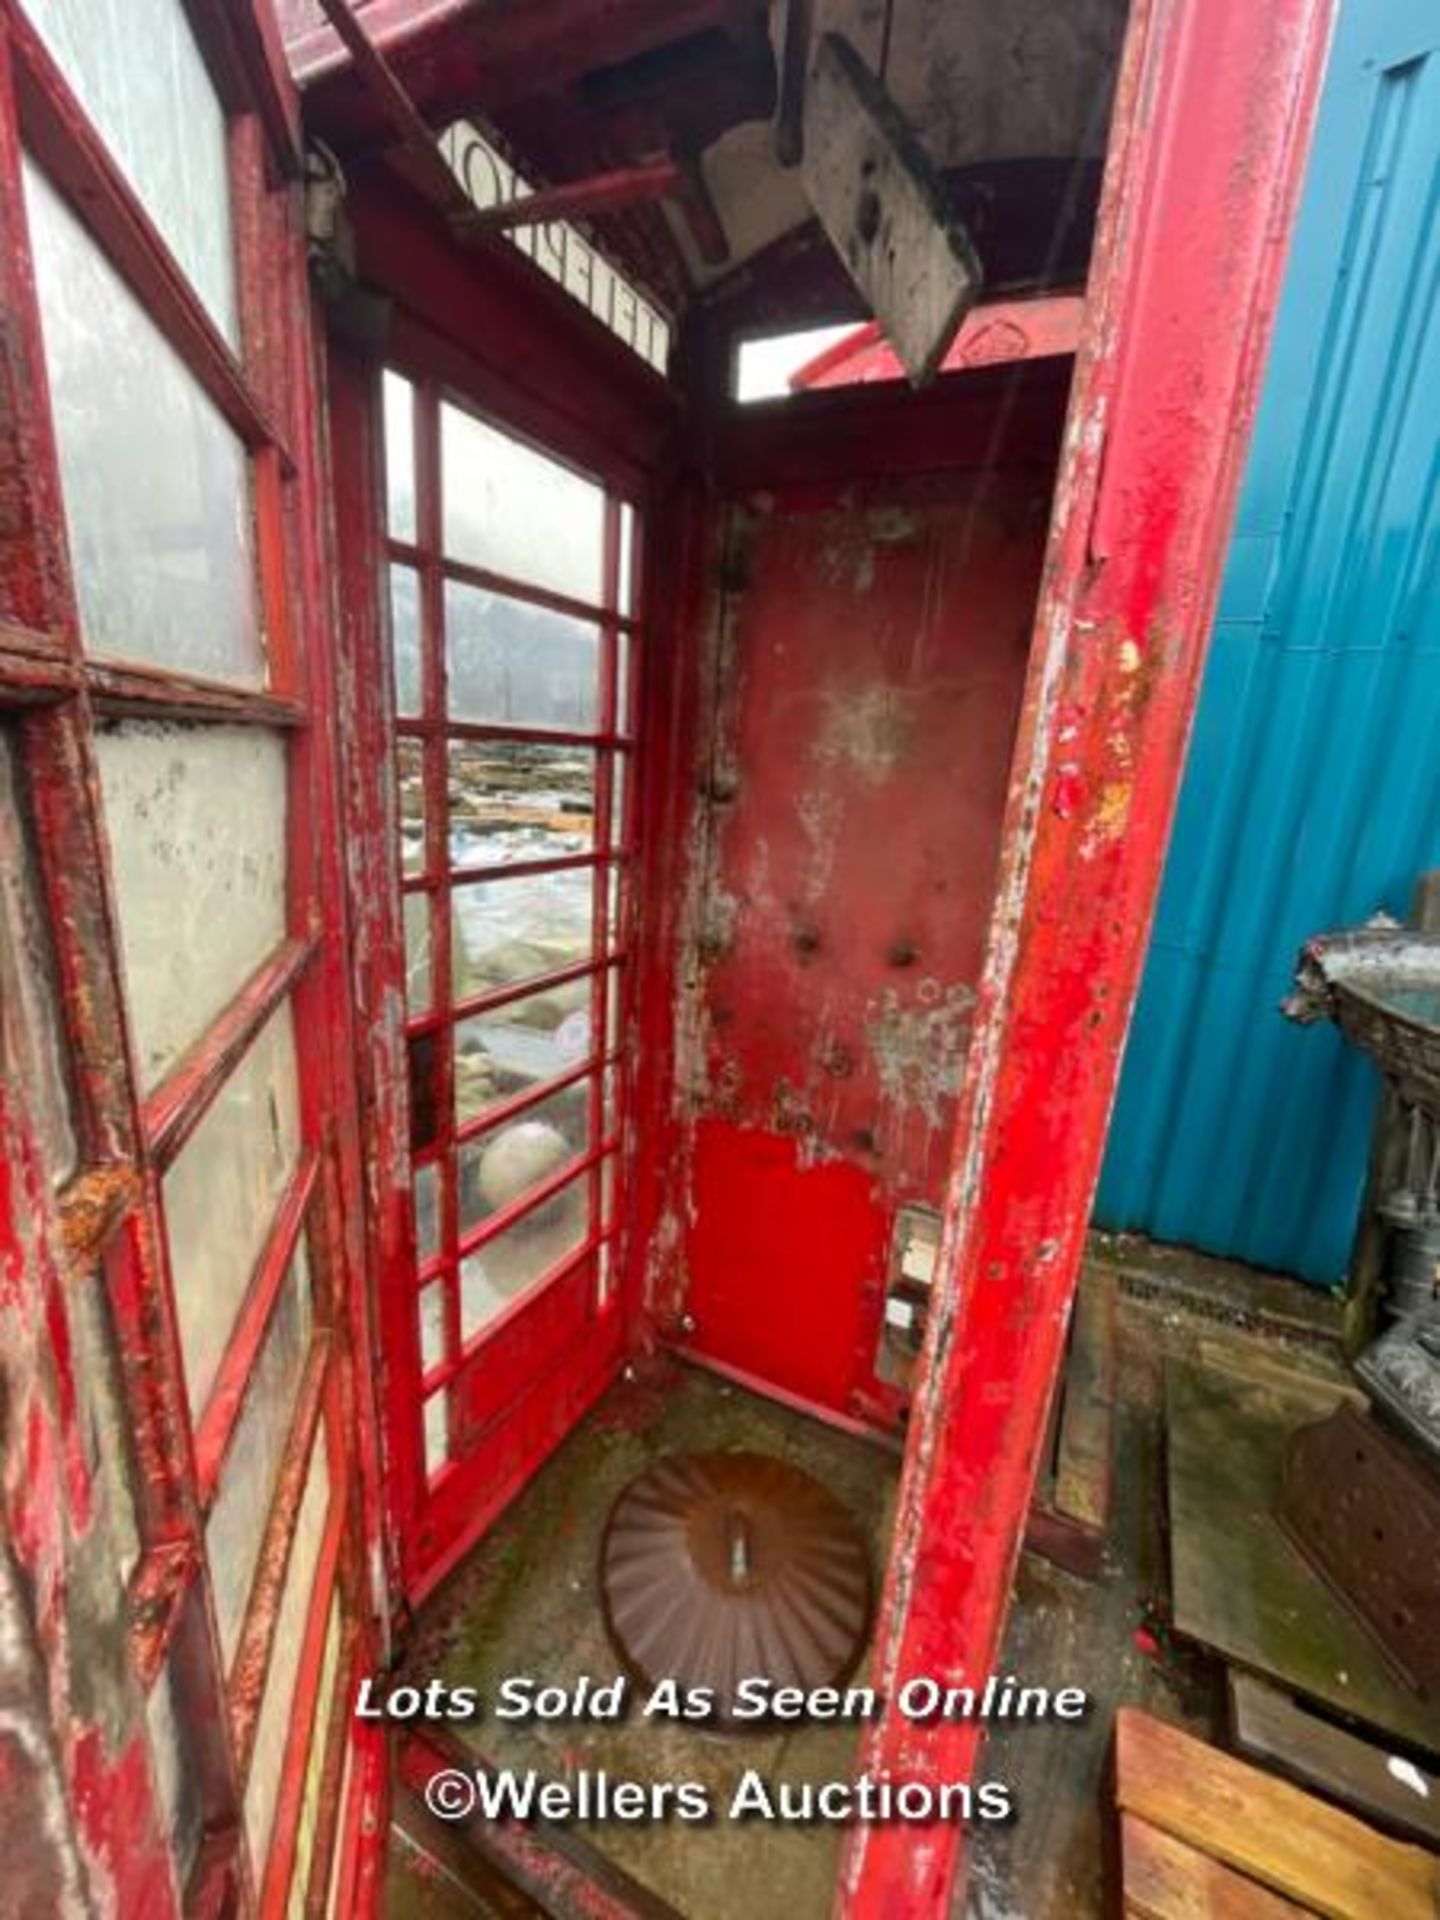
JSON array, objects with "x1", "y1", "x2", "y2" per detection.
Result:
[{"x1": 0, "y1": 0, "x2": 1332, "y2": 1911}]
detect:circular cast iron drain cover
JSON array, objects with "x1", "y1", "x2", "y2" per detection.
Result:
[{"x1": 600, "y1": 1451, "x2": 872, "y2": 1722}]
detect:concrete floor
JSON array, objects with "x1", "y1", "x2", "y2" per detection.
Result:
[
  {"x1": 392, "y1": 1247, "x2": 1351, "y2": 1919},
  {"x1": 403, "y1": 1361, "x2": 899, "y2": 1920}
]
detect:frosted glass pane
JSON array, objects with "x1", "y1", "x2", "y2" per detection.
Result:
[
  {"x1": 96, "y1": 723, "x2": 287, "y2": 1087},
  {"x1": 414, "y1": 1163, "x2": 441, "y2": 1265},
  {"x1": 206, "y1": 1241, "x2": 313, "y2": 1669},
  {"x1": 24, "y1": 162, "x2": 260, "y2": 682},
  {"x1": 163, "y1": 1003, "x2": 301, "y2": 1416},
  {"x1": 290, "y1": 1594, "x2": 343, "y2": 1908},
  {"x1": 617, "y1": 629, "x2": 633, "y2": 734},
  {"x1": 612, "y1": 754, "x2": 630, "y2": 844},
  {"x1": 423, "y1": 1393, "x2": 449, "y2": 1479},
  {"x1": 441, "y1": 404, "x2": 604, "y2": 603},
  {"x1": 244, "y1": 1436, "x2": 328, "y2": 1871},
  {"x1": 618, "y1": 504, "x2": 636, "y2": 617},
  {"x1": 390, "y1": 565, "x2": 422, "y2": 717},
  {"x1": 418, "y1": 1283, "x2": 445, "y2": 1375},
  {"x1": 383, "y1": 371, "x2": 416, "y2": 541},
  {"x1": 452, "y1": 868, "x2": 594, "y2": 1001},
  {"x1": 0, "y1": 732, "x2": 77, "y2": 1185},
  {"x1": 449, "y1": 742, "x2": 595, "y2": 869},
  {"x1": 22, "y1": 0, "x2": 237, "y2": 336},
  {"x1": 403, "y1": 893, "x2": 432, "y2": 1015},
  {"x1": 445, "y1": 581, "x2": 599, "y2": 730},
  {"x1": 607, "y1": 865, "x2": 624, "y2": 946}
]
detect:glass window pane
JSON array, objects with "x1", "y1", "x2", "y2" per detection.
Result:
[
  {"x1": 403, "y1": 893, "x2": 433, "y2": 1016},
  {"x1": 454, "y1": 980, "x2": 591, "y2": 1128},
  {"x1": 452, "y1": 868, "x2": 594, "y2": 1001},
  {"x1": 390, "y1": 565, "x2": 423, "y2": 718},
  {"x1": 397, "y1": 741, "x2": 425, "y2": 876},
  {"x1": 606, "y1": 969, "x2": 624, "y2": 1061},
  {"x1": 414, "y1": 1162, "x2": 441, "y2": 1265},
  {"x1": 22, "y1": 0, "x2": 237, "y2": 337},
  {"x1": 290, "y1": 1594, "x2": 344, "y2": 1906},
  {"x1": 206, "y1": 1241, "x2": 313, "y2": 1669},
  {"x1": 423, "y1": 1392, "x2": 449, "y2": 1480},
  {"x1": 445, "y1": 581, "x2": 600, "y2": 731},
  {"x1": 96, "y1": 721, "x2": 287, "y2": 1089},
  {"x1": 617, "y1": 628, "x2": 633, "y2": 735},
  {"x1": 458, "y1": 1080, "x2": 591, "y2": 1241},
  {"x1": 607, "y1": 865, "x2": 624, "y2": 948},
  {"x1": 441, "y1": 403, "x2": 604, "y2": 603},
  {"x1": 618, "y1": 504, "x2": 637, "y2": 618},
  {"x1": 24, "y1": 161, "x2": 260, "y2": 683},
  {"x1": 244, "y1": 1436, "x2": 329, "y2": 1870},
  {"x1": 418, "y1": 1281, "x2": 446, "y2": 1375},
  {"x1": 383, "y1": 371, "x2": 417, "y2": 541},
  {"x1": 448, "y1": 741, "x2": 595, "y2": 870},
  {"x1": 0, "y1": 731, "x2": 77, "y2": 1185},
  {"x1": 460, "y1": 1165, "x2": 590, "y2": 1340},
  {"x1": 602, "y1": 1152, "x2": 618, "y2": 1227},
  {"x1": 611, "y1": 754, "x2": 630, "y2": 846},
  {"x1": 163, "y1": 1002, "x2": 301, "y2": 1416}
]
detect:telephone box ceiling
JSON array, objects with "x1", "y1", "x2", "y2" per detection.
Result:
[{"x1": 279, "y1": 0, "x2": 1123, "y2": 312}]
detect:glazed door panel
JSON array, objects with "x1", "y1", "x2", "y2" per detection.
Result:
[{"x1": 374, "y1": 365, "x2": 640, "y2": 1596}]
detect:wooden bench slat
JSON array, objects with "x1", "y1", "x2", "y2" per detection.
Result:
[
  {"x1": 1122, "y1": 1815, "x2": 1315, "y2": 1919},
  {"x1": 1115, "y1": 1710, "x2": 1440, "y2": 1920}
]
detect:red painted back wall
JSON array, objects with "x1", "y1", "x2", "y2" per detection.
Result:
[{"x1": 662, "y1": 388, "x2": 1065, "y2": 1425}]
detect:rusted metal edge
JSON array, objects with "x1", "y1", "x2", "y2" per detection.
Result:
[{"x1": 228, "y1": 1336, "x2": 333, "y2": 1787}]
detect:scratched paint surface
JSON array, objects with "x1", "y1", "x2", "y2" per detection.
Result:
[{"x1": 677, "y1": 458, "x2": 1058, "y2": 1420}]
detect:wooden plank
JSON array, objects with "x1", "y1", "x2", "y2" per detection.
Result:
[
  {"x1": 1121, "y1": 1816, "x2": 1314, "y2": 1919},
  {"x1": 801, "y1": 32, "x2": 981, "y2": 384},
  {"x1": 1229, "y1": 1672, "x2": 1440, "y2": 1849},
  {"x1": 1165, "y1": 1359, "x2": 1436, "y2": 1750},
  {"x1": 1114, "y1": 1711, "x2": 1440, "y2": 1919},
  {"x1": 1053, "y1": 1262, "x2": 1118, "y2": 1530}
]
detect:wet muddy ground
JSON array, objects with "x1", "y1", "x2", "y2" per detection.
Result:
[{"x1": 392, "y1": 1249, "x2": 1348, "y2": 1918}]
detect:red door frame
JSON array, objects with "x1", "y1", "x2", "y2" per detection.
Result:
[
  {"x1": 0, "y1": 1, "x2": 384, "y2": 1910},
  {"x1": 837, "y1": 0, "x2": 1334, "y2": 1909},
  {"x1": 327, "y1": 168, "x2": 677, "y2": 1607}
]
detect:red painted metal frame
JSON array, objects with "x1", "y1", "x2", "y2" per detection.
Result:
[
  {"x1": 329, "y1": 147, "x2": 673, "y2": 1618},
  {"x1": 789, "y1": 292, "x2": 1085, "y2": 391},
  {"x1": 0, "y1": 1, "x2": 381, "y2": 1911},
  {"x1": 365, "y1": 349, "x2": 643, "y2": 1600},
  {"x1": 836, "y1": 0, "x2": 1334, "y2": 1910}
]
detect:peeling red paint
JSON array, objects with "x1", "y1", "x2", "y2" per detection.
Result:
[
  {"x1": 668, "y1": 413, "x2": 1065, "y2": 1426},
  {"x1": 839, "y1": 0, "x2": 1334, "y2": 1908}
]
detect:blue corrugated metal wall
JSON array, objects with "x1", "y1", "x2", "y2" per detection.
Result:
[{"x1": 1097, "y1": 0, "x2": 1440, "y2": 1286}]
